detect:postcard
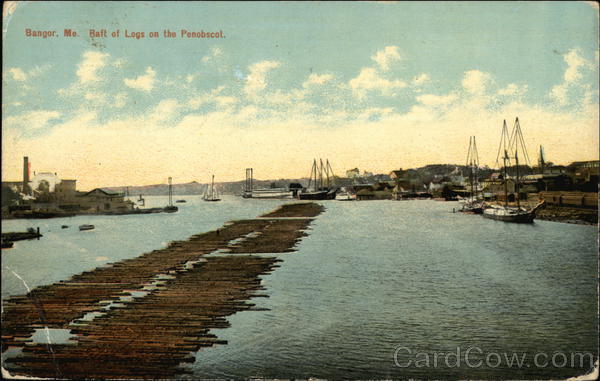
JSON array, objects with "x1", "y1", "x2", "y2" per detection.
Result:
[{"x1": 2, "y1": 1, "x2": 598, "y2": 379}]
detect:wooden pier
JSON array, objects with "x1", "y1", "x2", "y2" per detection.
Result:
[{"x1": 2, "y1": 202, "x2": 325, "y2": 379}]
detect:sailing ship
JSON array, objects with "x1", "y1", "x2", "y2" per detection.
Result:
[
  {"x1": 482, "y1": 118, "x2": 544, "y2": 223},
  {"x1": 298, "y1": 159, "x2": 337, "y2": 200},
  {"x1": 203, "y1": 175, "x2": 221, "y2": 202},
  {"x1": 163, "y1": 177, "x2": 178, "y2": 212},
  {"x1": 460, "y1": 136, "x2": 484, "y2": 214}
]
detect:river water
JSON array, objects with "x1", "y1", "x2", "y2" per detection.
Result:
[{"x1": 2, "y1": 196, "x2": 597, "y2": 379}]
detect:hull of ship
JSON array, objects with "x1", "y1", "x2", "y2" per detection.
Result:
[
  {"x1": 460, "y1": 206, "x2": 484, "y2": 214},
  {"x1": 244, "y1": 191, "x2": 293, "y2": 199},
  {"x1": 298, "y1": 191, "x2": 328, "y2": 200},
  {"x1": 482, "y1": 208, "x2": 535, "y2": 223},
  {"x1": 299, "y1": 189, "x2": 337, "y2": 200}
]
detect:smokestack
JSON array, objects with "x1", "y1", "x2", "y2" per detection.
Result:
[{"x1": 23, "y1": 156, "x2": 31, "y2": 195}]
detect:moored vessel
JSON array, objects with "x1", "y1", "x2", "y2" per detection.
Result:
[
  {"x1": 298, "y1": 159, "x2": 337, "y2": 200},
  {"x1": 163, "y1": 177, "x2": 179, "y2": 212},
  {"x1": 482, "y1": 118, "x2": 542, "y2": 223},
  {"x1": 203, "y1": 175, "x2": 221, "y2": 202},
  {"x1": 460, "y1": 136, "x2": 484, "y2": 214}
]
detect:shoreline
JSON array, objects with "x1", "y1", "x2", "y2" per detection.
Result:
[{"x1": 535, "y1": 205, "x2": 598, "y2": 226}]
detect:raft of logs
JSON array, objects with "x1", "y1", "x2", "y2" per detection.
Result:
[{"x1": 2, "y1": 202, "x2": 325, "y2": 379}]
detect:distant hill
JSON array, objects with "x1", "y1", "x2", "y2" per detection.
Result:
[
  {"x1": 103, "y1": 163, "x2": 506, "y2": 196},
  {"x1": 104, "y1": 179, "x2": 311, "y2": 196}
]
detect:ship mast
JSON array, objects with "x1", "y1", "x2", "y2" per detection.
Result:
[
  {"x1": 503, "y1": 150, "x2": 509, "y2": 208},
  {"x1": 168, "y1": 177, "x2": 173, "y2": 206},
  {"x1": 509, "y1": 117, "x2": 530, "y2": 210},
  {"x1": 466, "y1": 136, "x2": 480, "y2": 202},
  {"x1": 515, "y1": 151, "x2": 520, "y2": 209},
  {"x1": 321, "y1": 158, "x2": 329, "y2": 188}
]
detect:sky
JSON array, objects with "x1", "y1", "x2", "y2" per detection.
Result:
[{"x1": 2, "y1": 1, "x2": 599, "y2": 189}]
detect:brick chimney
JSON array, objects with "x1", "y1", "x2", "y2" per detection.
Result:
[{"x1": 22, "y1": 156, "x2": 31, "y2": 195}]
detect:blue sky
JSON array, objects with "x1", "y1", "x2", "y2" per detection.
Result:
[{"x1": 2, "y1": 1, "x2": 598, "y2": 188}]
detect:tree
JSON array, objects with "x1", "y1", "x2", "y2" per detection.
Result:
[
  {"x1": 37, "y1": 180, "x2": 50, "y2": 194},
  {"x1": 1, "y1": 185, "x2": 21, "y2": 207}
]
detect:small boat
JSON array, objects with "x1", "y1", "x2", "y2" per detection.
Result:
[
  {"x1": 61, "y1": 225, "x2": 69, "y2": 229},
  {"x1": 335, "y1": 188, "x2": 356, "y2": 201},
  {"x1": 79, "y1": 224, "x2": 95, "y2": 231},
  {"x1": 203, "y1": 175, "x2": 221, "y2": 202},
  {"x1": 163, "y1": 177, "x2": 179, "y2": 212},
  {"x1": 175, "y1": 199, "x2": 186, "y2": 203}
]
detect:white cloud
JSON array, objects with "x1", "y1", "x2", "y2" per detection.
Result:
[
  {"x1": 357, "y1": 107, "x2": 394, "y2": 121},
  {"x1": 371, "y1": 46, "x2": 401, "y2": 71},
  {"x1": 114, "y1": 93, "x2": 127, "y2": 108},
  {"x1": 549, "y1": 49, "x2": 594, "y2": 106},
  {"x1": 216, "y1": 96, "x2": 238, "y2": 107},
  {"x1": 563, "y1": 49, "x2": 587, "y2": 82},
  {"x1": 201, "y1": 47, "x2": 223, "y2": 63},
  {"x1": 348, "y1": 67, "x2": 406, "y2": 98},
  {"x1": 84, "y1": 92, "x2": 107, "y2": 104},
  {"x1": 8, "y1": 68, "x2": 27, "y2": 81},
  {"x1": 124, "y1": 67, "x2": 156, "y2": 91},
  {"x1": 417, "y1": 93, "x2": 458, "y2": 107},
  {"x1": 412, "y1": 73, "x2": 430, "y2": 86},
  {"x1": 6, "y1": 65, "x2": 50, "y2": 82},
  {"x1": 244, "y1": 60, "x2": 281, "y2": 95},
  {"x1": 462, "y1": 70, "x2": 491, "y2": 94},
  {"x1": 497, "y1": 83, "x2": 528, "y2": 97},
  {"x1": 302, "y1": 73, "x2": 333, "y2": 88},
  {"x1": 76, "y1": 51, "x2": 109, "y2": 84},
  {"x1": 5, "y1": 110, "x2": 61, "y2": 131},
  {"x1": 113, "y1": 58, "x2": 126, "y2": 68},
  {"x1": 550, "y1": 84, "x2": 568, "y2": 105},
  {"x1": 150, "y1": 99, "x2": 179, "y2": 121},
  {"x1": 187, "y1": 86, "x2": 237, "y2": 109}
]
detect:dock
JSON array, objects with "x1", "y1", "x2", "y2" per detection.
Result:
[
  {"x1": 1, "y1": 228, "x2": 42, "y2": 242},
  {"x1": 2, "y1": 202, "x2": 325, "y2": 379}
]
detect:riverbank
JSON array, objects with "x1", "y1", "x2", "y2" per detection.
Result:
[
  {"x1": 2, "y1": 202, "x2": 323, "y2": 379},
  {"x1": 535, "y1": 205, "x2": 598, "y2": 225},
  {"x1": 1, "y1": 207, "x2": 178, "y2": 220}
]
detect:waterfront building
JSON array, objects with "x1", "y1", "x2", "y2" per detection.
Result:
[
  {"x1": 346, "y1": 168, "x2": 360, "y2": 179},
  {"x1": 77, "y1": 188, "x2": 135, "y2": 212}
]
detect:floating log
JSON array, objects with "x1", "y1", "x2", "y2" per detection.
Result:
[{"x1": 2, "y1": 202, "x2": 323, "y2": 379}]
